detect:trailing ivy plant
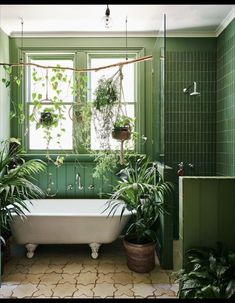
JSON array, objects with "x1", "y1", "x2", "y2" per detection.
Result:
[{"x1": 174, "y1": 242, "x2": 235, "y2": 299}]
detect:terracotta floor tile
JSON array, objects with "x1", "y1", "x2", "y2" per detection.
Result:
[{"x1": 97, "y1": 262, "x2": 116, "y2": 273}]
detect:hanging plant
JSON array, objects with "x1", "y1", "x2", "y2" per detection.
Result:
[
  {"x1": 92, "y1": 75, "x2": 120, "y2": 150},
  {"x1": 93, "y1": 77, "x2": 119, "y2": 110},
  {"x1": 112, "y1": 115, "x2": 135, "y2": 141},
  {"x1": 38, "y1": 108, "x2": 58, "y2": 128}
]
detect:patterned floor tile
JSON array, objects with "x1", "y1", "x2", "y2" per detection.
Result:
[{"x1": 0, "y1": 239, "x2": 178, "y2": 299}]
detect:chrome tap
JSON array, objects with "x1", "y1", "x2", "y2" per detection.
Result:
[
  {"x1": 76, "y1": 173, "x2": 84, "y2": 190},
  {"x1": 88, "y1": 184, "x2": 94, "y2": 190}
]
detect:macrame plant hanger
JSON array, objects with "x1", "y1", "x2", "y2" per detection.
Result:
[
  {"x1": 117, "y1": 16, "x2": 130, "y2": 165},
  {"x1": 116, "y1": 66, "x2": 129, "y2": 166}
]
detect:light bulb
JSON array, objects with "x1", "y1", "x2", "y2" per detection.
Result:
[{"x1": 103, "y1": 5, "x2": 112, "y2": 29}]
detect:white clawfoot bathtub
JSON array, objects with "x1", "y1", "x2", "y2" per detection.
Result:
[{"x1": 10, "y1": 199, "x2": 131, "y2": 259}]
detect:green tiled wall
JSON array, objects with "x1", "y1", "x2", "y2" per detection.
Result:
[
  {"x1": 164, "y1": 38, "x2": 217, "y2": 238},
  {"x1": 217, "y1": 19, "x2": 235, "y2": 176},
  {"x1": 165, "y1": 40, "x2": 217, "y2": 177}
]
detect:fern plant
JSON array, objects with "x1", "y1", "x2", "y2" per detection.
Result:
[{"x1": 0, "y1": 138, "x2": 46, "y2": 243}]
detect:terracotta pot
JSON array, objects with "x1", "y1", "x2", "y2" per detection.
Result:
[
  {"x1": 123, "y1": 237, "x2": 156, "y2": 273},
  {"x1": 112, "y1": 127, "x2": 131, "y2": 141}
]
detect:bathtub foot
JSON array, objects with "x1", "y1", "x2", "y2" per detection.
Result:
[
  {"x1": 25, "y1": 243, "x2": 38, "y2": 258},
  {"x1": 89, "y1": 243, "x2": 101, "y2": 259}
]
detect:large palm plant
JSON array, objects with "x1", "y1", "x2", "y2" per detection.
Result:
[
  {"x1": 105, "y1": 156, "x2": 174, "y2": 244},
  {"x1": 0, "y1": 138, "x2": 46, "y2": 243}
]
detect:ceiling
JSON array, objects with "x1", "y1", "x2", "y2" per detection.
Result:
[{"x1": 0, "y1": 4, "x2": 234, "y2": 37}]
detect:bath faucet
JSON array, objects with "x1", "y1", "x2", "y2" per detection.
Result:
[
  {"x1": 88, "y1": 184, "x2": 94, "y2": 190},
  {"x1": 76, "y1": 173, "x2": 84, "y2": 190},
  {"x1": 67, "y1": 184, "x2": 73, "y2": 191}
]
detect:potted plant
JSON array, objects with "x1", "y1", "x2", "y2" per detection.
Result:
[
  {"x1": 0, "y1": 137, "x2": 46, "y2": 275},
  {"x1": 39, "y1": 107, "x2": 59, "y2": 128},
  {"x1": 174, "y1": 242, "x2": 235, "y2": 299},
  {"x1": 105, "y1": 155, "x2": 174, "y2": 273},
  {"x1": 112, "y1": 115, "x2": 135, "y2": 141}
]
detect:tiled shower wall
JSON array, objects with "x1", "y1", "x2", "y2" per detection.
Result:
[
  {"x1": 217, "y1": 19, "x2": 235, "y2": 176},
  {"x1": 165, "y1": 39, "x2": 217, "y2": 179},
  {"x1": 164, "y1": 39, "x2": 217, "y2": 238}
]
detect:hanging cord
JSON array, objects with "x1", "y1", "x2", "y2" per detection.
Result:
[
  {"x1": 125, "y1": 16, "x2": 128, "y2": 61},
  {"x1": 20, "y1": 17, "x2": 24, "y2": 64}
]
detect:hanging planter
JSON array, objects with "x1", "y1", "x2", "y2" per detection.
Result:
[
  {"x1": 37, "y1": 108, "x2": 59, "y2": 128},
  {"x1": 112, "y1": 115, "x2": 134, "y2": 141},
  {"x1": 112, "y1": 126, "x2": 131, "y2": 141},
  {"x1": 39, "y1": 111, "x2": 54, "y2": 127}
]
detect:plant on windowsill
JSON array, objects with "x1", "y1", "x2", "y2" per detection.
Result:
[
  {"x1": 0, "y1": 137, "x2": 46, "y2": 275},
  {"x1": 104, "y1": 155, "x2": 175, "y2": 273}
]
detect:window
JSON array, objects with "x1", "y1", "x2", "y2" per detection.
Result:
[
  {"x1": 88, "y1": 53, "x2": 136, "y2": 150},
  {"x1": 26, "y1": 53, "x2": 75, "y2": 151},
  {"x1": 25, "y1": 51, "x2": 138, "y2": 153}
]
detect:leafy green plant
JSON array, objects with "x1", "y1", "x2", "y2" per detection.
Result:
[
  {"x1": 0, "y1": 137, "x2": 46, "y2": 244},
  {"x1": 93, "y1": 77, "x2": 119, "y2": 110},
  {"x1": 92, "y1": 150, "x2": 120, "y2": 182},
  {"x1": 104, "y1": 155, "x2": 174, "y2": 244},
  {"x1": 175, "y1": 243, "x2": 235, "y2": 299},
  {"x1": 113, "y1": 115, "x2": 135, "y2": 130}
]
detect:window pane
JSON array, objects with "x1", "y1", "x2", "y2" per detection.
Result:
[
  {"x1": 29, "y1": 59, "x2": 74, "y2": 103},
  {"x1": 29, "y1": 104, "x2": 73, "y2": 150},
  {"x1": 90, "y1": 56, "x2": 136, "y2": 151},
  {"x1": 90, "y1": 58, "x2": 135, "y2": 103},
  {"x1": 91, "y1": 104, "x2": 135, "y2": 150}
]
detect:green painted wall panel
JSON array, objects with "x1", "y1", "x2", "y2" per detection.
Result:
[{"x1": 179, "y1": 177, "x2": 235, "y2": 268}]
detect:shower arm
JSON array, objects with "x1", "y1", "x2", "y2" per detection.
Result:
[{"x1": 183, "y1": 82, "x2": 196, "y2": 93}]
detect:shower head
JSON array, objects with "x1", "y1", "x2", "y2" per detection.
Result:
[
  {"x1": 190, "y1": 82, "x2": 200, "y2": 96},
  {"x1": 183, "y1": 81, "x2": 200, "y2": 96}
]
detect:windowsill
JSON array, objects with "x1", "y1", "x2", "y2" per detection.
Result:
[{"x1": 22, "y1": 153, "x2": 145, "y2": 163}]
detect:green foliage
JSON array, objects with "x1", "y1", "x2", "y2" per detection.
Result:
[
  {"x1": 37, "y1": 107, "x2": 59, "y2": 128},
  {"x1": 93, "y1": 77, "x2": 119, "y2": 111},
  {"x1": 104, "y1": 155, "x2": 175, "y2": 244},
  {"x1": 0, "y1": 138, "x2": 46, "y2": 243},
  {"x1": 113, "y1": 115, "x2": 135, "y2": 130},
  {"x1": 175, "y1": 243, "x2": 235, "y2": 299},
  {"x1": 92, "y1": 151, "x2": 120, "y2": 182}
]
